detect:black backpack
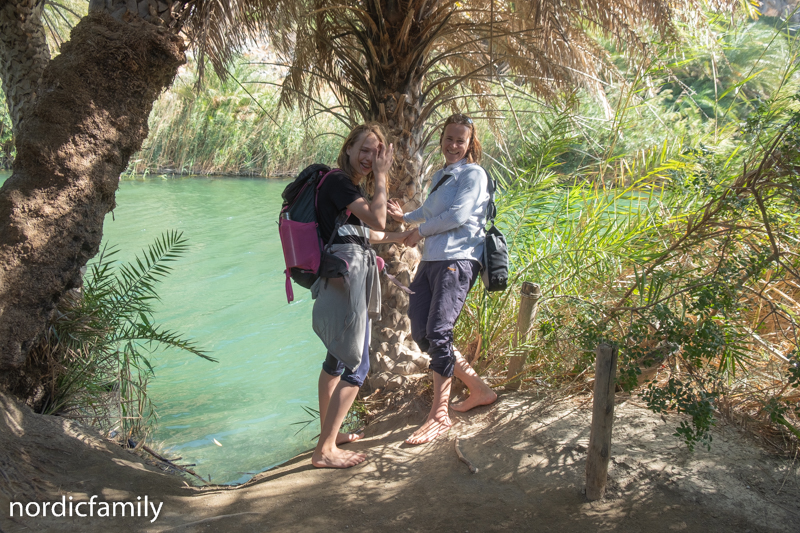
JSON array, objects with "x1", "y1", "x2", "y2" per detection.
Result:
[{"x1": 278, "y1": 164, "x2": 348, "y2": 302}]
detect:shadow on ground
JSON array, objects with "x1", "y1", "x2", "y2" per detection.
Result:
[{"x1": 1, "y1": 390, "x2": 798, "y2": 532}]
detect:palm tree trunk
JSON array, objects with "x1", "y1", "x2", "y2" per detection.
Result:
[
  {"x1": 369, "y1": 84, "x2": 432, "y2": 383},
  {"x1": 0, "y1": 0, "x2": 50, "y2": 137},
  {"x1": 0, "y1": 10, "x2": 185, "y2": 379}
]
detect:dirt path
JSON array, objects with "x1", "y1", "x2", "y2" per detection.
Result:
[{"x1": 1, "y1": 390, "x2": 798, "y2": 532}]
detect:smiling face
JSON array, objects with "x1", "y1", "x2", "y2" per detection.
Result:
[
  {"x1": 346, "y1": 132, "x2": 380, "y2": 179},
  {"x1": 441, "y1": 123, "x2": 472, "y2": 166}
]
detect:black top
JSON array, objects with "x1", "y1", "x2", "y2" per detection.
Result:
[{"x1": 316, "y1": 171, "x2": 368, "y2": 245}]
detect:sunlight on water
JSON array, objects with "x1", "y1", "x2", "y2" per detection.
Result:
[
  {"x1": 106, "y1": 176, "x2": 324, "y2": 484},
  {"x1": 0, "y1": 172, "x2": 323, "y2": 484},
  {"x1": 104, "y1": 176, "x2": 325, "y2": 484}
]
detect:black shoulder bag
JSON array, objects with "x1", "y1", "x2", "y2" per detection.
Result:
[{"x1": 481, "y1": 169, "x2": 509, "y2": 292}]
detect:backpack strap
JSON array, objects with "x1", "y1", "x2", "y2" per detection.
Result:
[
  {"x1": 481, "y1": 165, "x2": 497, "y2": 224},
  {"x1": 285, "y1": 273, "x2": 294, "y2": 303},
  {"x1": 316, "y1": 168, "x2": 369, "y2": 250},
  {"x1": 429, "y1": 173, "x2": 451, "y2": 195},
  {"x1": 430, "y1": 168, "x2": 495, "y2": 222},
  {"x1": 338, "y1": 224, "x2": 371, "y2": 240},
  {"x1": 326, "y1": 211, "x2": 349, "y2": 248},
  {"x1": 314, "y1": 168, "x2": 342, "y2": 212},
  {"x1": 311, "y1": 167, "x2": 349, "y2": 246}
]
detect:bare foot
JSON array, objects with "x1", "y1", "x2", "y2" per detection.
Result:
[
  {"x1": 405, "y1": 415, "x2": 452, "y2": 445},
  {"x1": 311, "y1": 446, "x2": 367, "y2": 468},
  {"x1": 336, "y1": 431, "x2": 364, "y2": 445},
  {"x1": 451, "y1": 389, "x2": 497, "y2": 412}
]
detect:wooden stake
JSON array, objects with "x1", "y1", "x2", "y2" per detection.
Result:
[
  {"x1": 585, "y1": 343, "x2": 618, "y2": 501},
  {"x1": 506, "y1": 282, "x2": 541, "y2": 390}
]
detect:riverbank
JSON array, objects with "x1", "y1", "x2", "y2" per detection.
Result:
[
  {"x1": 122, "y1": 168, "x2": 297, "y2": 179},
  {"x1": 2, "y1": 385, "x2": 798, "y2": 532}
]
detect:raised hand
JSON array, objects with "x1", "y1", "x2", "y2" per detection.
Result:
[
  {"x1": 387, "y1": 199, "x2": 405, "y2": 222},
  {"x1": 373, "y1": 142, "x2": 394, "y2": 176}
]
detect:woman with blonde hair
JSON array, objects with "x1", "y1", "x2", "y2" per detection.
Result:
[
  {"x1": 311, "y1": 123, "x2": 410, "y2": 467},
  {"x1": 388, "y1": 113, "x2": 497, "y2": 444}
]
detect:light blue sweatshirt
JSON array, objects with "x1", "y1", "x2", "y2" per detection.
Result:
[{"x1": 403, "y1": 159, "x2": 489, "y2": 263}]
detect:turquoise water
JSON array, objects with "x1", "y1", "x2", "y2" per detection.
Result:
[{"x1": 0, "y1": 171, "x2": 324, "y2": 484}]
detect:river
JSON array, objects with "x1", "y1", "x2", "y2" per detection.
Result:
[{"x1": 1, "y1": 171, "x2": 323, "y2": 484}]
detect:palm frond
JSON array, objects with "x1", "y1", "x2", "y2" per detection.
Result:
[
  {"x1": 27, "y1": 232, "x2": 214, "y2": 442},
  {"x1": 107, "y1": 229, "x2": 188, "y2": 319},
  {"x1": 276, "y1": 0, "x2": 708, "y2": 131}
]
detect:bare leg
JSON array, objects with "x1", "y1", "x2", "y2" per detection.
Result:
[
  {"x1": 312, "y1": 379, "x2": 367, "y2": 468},
  {"x1": 405, "y1": 372, "x2": 452, "y2": 445},
  {"x1": 318, "y1": 370, "x2": 364, "y2": 445},
  {"x1": 450, "y1": 352, "x2": 497, "y2": 412}
]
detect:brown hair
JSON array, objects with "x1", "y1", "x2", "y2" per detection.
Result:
[
  {"x1": 439, "y1": 113, "x2": 482, "y2": 165},
  {"x1": 336, "y1": 122, "x2": 390, "y2": 195}
]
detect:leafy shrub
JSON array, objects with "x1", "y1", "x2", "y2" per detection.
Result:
[
  {"x1": 25, "y1": 231, "x2": 214, "y2": 441},
  {"x1": 455, "y1": 15, "x2": 800, "y2": 451}
]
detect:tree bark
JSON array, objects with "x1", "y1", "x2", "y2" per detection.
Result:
[
  {"x1": 360, "y1": 3, "x2": 437, "y2": 378},
  {"x1": 0, "y1": 12, "x2": 185, "y2": 376},
  {"x1": 368, "y1": 86, "x2": 429, "y2": 378},
  {"x1": 0, "y1": 0, "x2": 51, "y2": 137}
]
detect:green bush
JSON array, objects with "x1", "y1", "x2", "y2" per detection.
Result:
[
  {"x1": 455, "y1": 15, "x2": 800, "y2": 451},
  {"x1": 29, "y1": 231, "x2": 214, "y2": 442}
]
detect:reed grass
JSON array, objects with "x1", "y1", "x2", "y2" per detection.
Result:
[
  {"x1": 127, "y1": 60, "x2": 348, "y2": 177},
  {"x1": 454, "y1": 15, "x2": 800, "y2": 452}
]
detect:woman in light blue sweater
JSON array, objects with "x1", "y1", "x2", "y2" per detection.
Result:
[{"x1": 388, "y1": 113, "x2": 497, "y2": 445}]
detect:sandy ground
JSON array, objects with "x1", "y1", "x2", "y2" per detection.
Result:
[{"x1": 1, "y1": 388, "x2": 799, "y2": 533}]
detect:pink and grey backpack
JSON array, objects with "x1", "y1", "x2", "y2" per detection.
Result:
[{"x1": 279, "y1": 164, "x2": 349, "y2": 303}]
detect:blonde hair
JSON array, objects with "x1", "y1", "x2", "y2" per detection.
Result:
[
  {"x1": 439, "y1": 113, "x2": 482, "y2": 164},
  {"x1": 336, "y1": 123, "x2": 390, "y2": 195}
]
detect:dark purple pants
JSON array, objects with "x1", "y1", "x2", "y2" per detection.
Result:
[{"x1": 408, "y1": 259, "x2": 481, "y2": 377}]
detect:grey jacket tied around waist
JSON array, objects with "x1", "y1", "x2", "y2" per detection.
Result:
[
  {"x1": 311, "y1": 243, "x2": 381, "y2": 371},
  {"x1": 403, "y1": 160, "x2": 489, "y2": 263}
]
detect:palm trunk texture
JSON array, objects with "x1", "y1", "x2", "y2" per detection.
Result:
[
  {"x1": 0, "y1": 7, "x2": 185, "y2": 383},
  {"x1": 368, "y1": 89, "x2": 430, "y2": 385},
  {"x1": 0, "y1": 0, "x2": 51, "y2": 138},
  {"x1": 359, "y1": 5, "x2": 438, "y2": 384}
]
